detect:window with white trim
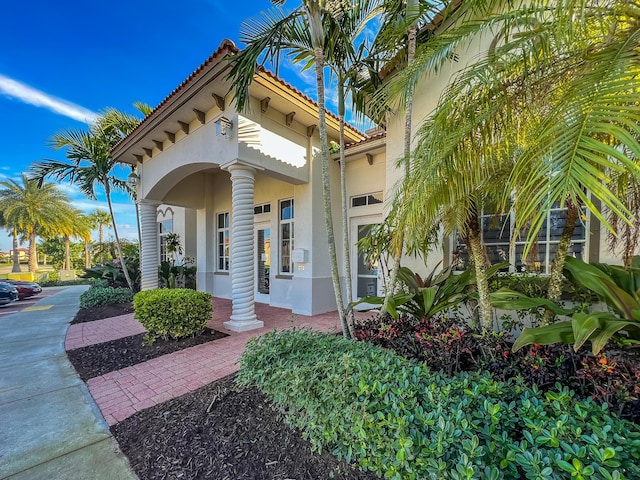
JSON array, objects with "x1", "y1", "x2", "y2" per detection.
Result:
[
  {"x1": 254, "y1": 203, "x2": 271, "y2": 215},
  {"x1": 159, "y1": 219, "x2": 173, "y2": 263},
  {"x1": 279, "y1": 199, "x2": 294, "y2": 274},
  {"x1": 217, "y1": 212, "x2": 230, "y2": 271},
  {"x1": 452, "y1": 206, "x2": 587, "y2": 274},
  {"x1": 351, "y1": 192, "x2": 383, "y2": 208}
]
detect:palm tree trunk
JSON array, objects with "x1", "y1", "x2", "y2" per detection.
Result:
[
  {"x1": 542, "y1": 200, "x2": 579, "y2": 324},
  {"x1": 84, "y1": 240, "x2": 90, "y2": 268},
  {"x1": 99, "y1": 224, "x2": 105, "y2": 264},
  {"x1": 383, "y1": 8, "x2": 417, "y2": 310},
  {"x1": 314, "y1": 46, "x2": 349, "y2": 337},
  {"x1": 106, "y1": 184, "x2": 135, "y2": 291},
  {"x1": 64, "y1": 235, "x2": 71, "y2": 270},
  {"x1": 467, "y1": 209, "x2": 493, "y2": 331},
  {"x1": 338, "y1": 79, "x2": 355, "y2": 337},
  {"x1": 11, "y1": 228, "x2": 21, "y2": 273},
  {"x1": 28, "y1": 228, "x2": 38, "y2": 273}
]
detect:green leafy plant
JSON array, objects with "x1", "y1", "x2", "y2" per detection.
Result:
[
  {"x1": 158, "y1": 257, "x2": 197, "y2": 290},
  {"x1": 133, "y1": 288, "x2": 212, "y2": 345},
  {"x1": 81, "y1": 250, "x2": 140, "y2": 291},
  {"x1": 79, "y1": 286, "x2": 134, "y2": 308},
  {"x1": 506, "y1": 256, "x2": 640, "y2": 353},
  {"x1": 351, "y1": 264, "x2": 489, "y2": 320},
  {"x1": 238, "y1": 330, "x2": 640, "y2": 479}
]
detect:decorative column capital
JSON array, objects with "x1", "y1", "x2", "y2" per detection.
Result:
[
  {"x1": 137, "y1": 199, "x2": 161, "y2": 208},
  {"x1": 221, "y1": 159, "x2": 263, "y2": 176}
]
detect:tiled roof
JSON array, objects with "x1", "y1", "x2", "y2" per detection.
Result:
[
  {"x1": 113, "y1": 39, "x2": 239, "y2": 149},
  {"x1": 114, "y1": 39, "x2": 365, "y2": 152},
  {"x1": 345, "y1": 130, "x2": 386, "y2": 149}
]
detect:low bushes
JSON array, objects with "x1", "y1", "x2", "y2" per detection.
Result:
[
  {"x1": 79, "y1": 286, "x2": 134, "y2": 308},
  {"x1": 133, "y1": 288, "x2": 212, "y2": 344},
  {"x1": 239, "y1": 329, "x2": 640, "y2": 480},
  {"x1": 354, "y1": 314, "x2": 640, "y2": 422}
]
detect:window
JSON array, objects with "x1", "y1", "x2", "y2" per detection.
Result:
[
  {"x1": 159, "y1": 219, "x2": 173, "y2": 263},
  {"x1": 254, "y1": 203, "x2": 271, "y2": 215},
  {"x1": 452, "y1": 206, "x2": 587, "y2": 274},
  {"x1": 279, "y1": 199, "x2": 294, "y2": 273},
  {"x1": 217, "y1": 212, "x2": 230, "y2": 271},
  {"x1": 351, "y1": 192, "x2": 383, "y2": 208}
]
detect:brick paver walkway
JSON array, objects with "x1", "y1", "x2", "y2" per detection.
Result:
[
  {"x1": 65, "y1": 314, "x2": 146, "y2": 350},
  {"x1": 67, "y1": 298, "x2": 357, "y2": 425}
]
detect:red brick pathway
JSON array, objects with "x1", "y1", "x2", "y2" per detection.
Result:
[
  {"x1": 70, "y1": 298, "x2": 358, "y2": 425},
  {"x1": 65, "y1": 314, "x2": 146, "y2": 350}
]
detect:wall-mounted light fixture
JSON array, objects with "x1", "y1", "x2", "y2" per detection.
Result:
[
  {"x1": 127, "y1": 170, "x2": 140, "y2": 186},
  {"x1": 215, "y1": 117, "x2": 232, "y2": 137}
]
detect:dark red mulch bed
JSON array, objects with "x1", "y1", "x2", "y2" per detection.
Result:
[
  {"x1": 111, "y1": 374, "x2": 379, "y2": 480},
  {"x1": 67, "y1": 328, "x2": 228, "y2": 381},
  {"x1": 71, "y1": 302, "x2": 134, "y2": 324}
]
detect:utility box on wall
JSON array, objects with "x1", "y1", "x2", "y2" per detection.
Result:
[{"x1": 292, "y1": 248, "x2": 308, "y2": 263}]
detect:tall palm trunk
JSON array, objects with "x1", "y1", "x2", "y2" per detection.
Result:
[
  {"x1": 11, "y1": 228, "x2": 21, "y2": 273},
  {"x1": 28, "y1": 227, "x2": 38, "y2": 273},
  {"x1": 338, "y1": 77, "x2": 355, "y2": 337},
  {"x1": 99, "y1": 224, "x2": 105, "y2": 264},
  {"x1": 542, "y1": 199, "x2": 579, "y2": 324},
  {"x1": 466, "y1": 208, "x2": 493, "y2": 331},
  {"x1": 384, "y1": 3, "x2": 418, "y2": 310},
  {"x1": 84, "y1": 240, "x2": 90, "y2": 268},
  {"x1": 64, "y1": 235, "x2": 71, "y2": 270},
  {"x1": 314, "y1": 46, "x2": 349, "y2": 337},
  {"x1": 106, "y1": 184, "x2": 135, "y2": 291}
]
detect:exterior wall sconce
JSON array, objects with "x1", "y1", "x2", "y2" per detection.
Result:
[
  {"x1": 127, "y1": 170, "x2": 140, "y2": 186},
  {"x1": 216, "y1": 117, "x2": 232, "y2": 137}
]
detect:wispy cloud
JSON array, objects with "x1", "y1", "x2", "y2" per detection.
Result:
[{"x1": 0, "y1": 74, "x2": 99, "y2": 124}]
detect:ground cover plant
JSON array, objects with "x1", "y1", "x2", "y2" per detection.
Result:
[
  {"x1": 79, "y1": 285, "x2": 134, "y2": 308},
  {"x1": 239, "y1": 329, "x2": 640, "y2": 480}
]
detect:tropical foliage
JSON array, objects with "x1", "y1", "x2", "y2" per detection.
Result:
[
  {"x1": 510, "y1": 257, "x2": 640, "y2": 354},
  {"x1": 0, "y1": 174, "x2": 73, "y2": 272},
  {"x1": 29, "y1": 104, "x2": 150, "y2": 290},
  {"x1": 240, "y1": 330, "x2": 640, "y2": 479}
]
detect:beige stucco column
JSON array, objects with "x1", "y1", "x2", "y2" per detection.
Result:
[
  {"x1": 139, "y1": 200, "x2": 160, "y2": 291},
  {"x1": 223, "y1": 163, "x2": 263, "y2": 331}
]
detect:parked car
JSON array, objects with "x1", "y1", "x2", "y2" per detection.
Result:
[
  {"x1": 0, "y1": 282, "x2": 19, "y2": 306},
  {"x1": 0, "y1": 279, "x2": 42, "y2": 300}
]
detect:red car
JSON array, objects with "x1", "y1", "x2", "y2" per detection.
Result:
[{"x1": 0, "y1": 279, "x2": 42, "y2": 300}]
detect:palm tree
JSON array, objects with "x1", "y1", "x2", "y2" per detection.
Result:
[
  {"x1": 0, "y1": 212, "x2": 21, "y2": 273},
  {"x1": 89, "y1": 209, "x2": 113, "y2": 264},
  {"x1": 385, "y1": 0, "x2": 640, "y2": 324},
  {"x1": 0, "y1": 174, "x2": 72, "y2": 272},
  {"x1": 328, "y1": 0, "x2": 383, "y2": 336},
  {"x1": 29, "y1": 104, "x2": 150, "y2": 290},
  {"x1": 228, "y1": 0, "x2": 361, "y2": 337},
  {"x1": 373, "y1": 0, "x2": 423, "y2": 309}
]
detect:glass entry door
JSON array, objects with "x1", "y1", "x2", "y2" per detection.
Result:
[
  {"x1": 256, "y1": 224, "x2": 270, "y2": 301},
  {"x1": 351, "y1": 217, "x2": 382, "y2": 300}
]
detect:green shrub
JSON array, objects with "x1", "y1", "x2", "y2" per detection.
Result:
[
  {"x1": 79, "y1": 286, "x2": 134, "y2": 308},
  {"x1": 238, "y1": 330, "x2": 640, "y2": 480},
  {"x1": 133, "y1": 288, "x2": 212, "y2": 344}
]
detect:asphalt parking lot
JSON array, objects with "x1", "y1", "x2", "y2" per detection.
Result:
[{"x1": 0, "y1": 288, "x2": 62, "y2": 318}]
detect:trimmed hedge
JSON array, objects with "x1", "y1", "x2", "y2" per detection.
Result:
[
  {"x1": 238, "y1": 329, "x2": 640, "y2": 480},
  {"x1": 133, "y1": 288, "x2": 212, "y2": 344},
  {"x1": 79, "y1": 286, "x2": 134, "y2": 308}
]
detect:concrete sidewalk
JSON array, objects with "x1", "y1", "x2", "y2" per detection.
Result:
[{"x1": 0, "y1": 286, "x2": 137, "y2": 480}]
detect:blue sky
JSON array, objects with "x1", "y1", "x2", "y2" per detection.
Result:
[{"x1": 0, "y1": 0, "x2": 347, "y2": 253}]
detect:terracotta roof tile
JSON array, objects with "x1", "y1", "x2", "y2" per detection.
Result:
[
  {"x1": 345, "y1": 130, "x2": 386, "y2": 149},
  {"x1": 115, "y1": 38, "x2": 365, "y2": 152}
]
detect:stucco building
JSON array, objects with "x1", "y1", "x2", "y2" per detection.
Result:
[{"x1": 113, "y1": 36, "x2": 614, "y2": 331}]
